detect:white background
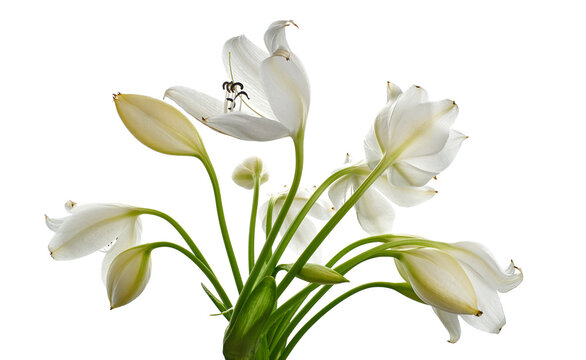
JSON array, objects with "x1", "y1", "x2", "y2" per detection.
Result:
[{"x1": 1, "y1": 0, "x2": 584, "y2": 359}]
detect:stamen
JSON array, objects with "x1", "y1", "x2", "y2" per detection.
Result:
[{"x1": 235, "y1": 91, "x2": 249, "y2": 100}]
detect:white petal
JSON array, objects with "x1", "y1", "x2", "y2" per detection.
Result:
[
  {"x1": 389, "y1": 99, "x2": 458, "y2": 160},
  {"x1": 308, "y1": 196, "x2": 335, "y2": 221},
  {"x1": 376, "y1": 177, "x2": 437, "y2": 207},
  {"x1": 164, "y1": 86, "x2": 224, "y2": 120},
  {"x1": 433, "y1": 307, "x2": 461, "y2": 343},
  {"x1": 45, "y1": 215, "x2": 64, "y2": 232},
  {"x1": 353, "y1": 177, "x2": 395, "y2": 235},
  {"x1": 406, "y1": 130, "x2": 467, "y2": 173},
  {"x1": 107, "y1": 245, "x2": 152, "y2": 309},
  {"x1": 260, "y1": 55, "x2": 310, "y2": 137},
  {"x1": 389, "y1": 160, "x2": 438, "y2": 187},
  {"x1": 397, "y1": 247, "x2": 480, "y2": 315},
  {"x1": 264, "y1": 20, "x2": 297, "y2": 55},
  {"x1": 101, "y1": 218, "x2": 142, "y2": 283},
  {"x1": 48, "y1": 205, "x2": 137, "y2": 260},
  {"x1": 364, "y1": 125, "x2": 384, "y2": 169},
  {"x1": 207, "y1": 113, "x2": 290, "y2": 141},
  {"x1": 328, "y1": 178, "x2": 351, "y2": 209},
  {"x1": 386, "y1": 81, "x2": 403, "y2": 104},
  {"x1": 114, "y1": 93, "x2": 205, "y2": 157},
  {"x1": 222, "y1": 36, "x2": 275, "y2": 119},
  {"x1": 460, "y1": 268, "x2": 506, "y2": 334},
  {"x1": 449, "y1": 242, "x2": 523, "y2": 293}
]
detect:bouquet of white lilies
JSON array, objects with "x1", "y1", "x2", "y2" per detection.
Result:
[{"x1": 45, "y1": 20, "x2": 523, "y2": 359}]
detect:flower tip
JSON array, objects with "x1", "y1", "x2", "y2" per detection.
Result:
[
  {"x1": 288, "y1": 20, "x2": 299, "y2": 28},
  {"x1": 112, "y1": 92, "x2": 121, "y2": 101},
  {"x1": 474, "y1": 310, "x2": 483, "y2": 317}
]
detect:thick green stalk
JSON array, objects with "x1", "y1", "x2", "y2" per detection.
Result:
[
  {"x1": 280, "y1": 282, "x2": 418, "y2": 359},
  {"x1": 146, "y1": 241, "x2": 233, "y2": 313},
  {"x1": 249, "y1": 176, "x2": 261, "y2": 273},
  {"x1": 200, "y1": 155, "x2": 243, "y2": 293},
  {"x1": 276, "y1": 157, "x2": 393, "y2": 297}
]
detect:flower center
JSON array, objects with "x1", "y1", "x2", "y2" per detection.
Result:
[{"x1": 222, "y1": 81, "x2": 249, "y2": 113}]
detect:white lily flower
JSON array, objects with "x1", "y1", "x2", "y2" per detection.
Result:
[
  {"x1": 328, "y1": 156, "x2": 436, "y2": 235},
  {"x1": 46, "y1": 201, "x2": 142, "y2": 266},
  {"x1": 165, "y1": 20, "x2": 310, "y2": 142},
  {"x1": 393, "y1": 241, "x2": 523, "y2": 343},
  {"x1": 232, "y1": 156, "x2": 269, "y2": 190},
  {"x1": 107, "y1": 245, "x2": 152, "y2": 309},
  {"x1": 364, "y1": 82, "x2": 466, "y2": 187},
  {"x1": 261, "y1": 188, "x2": 334, "y2": 256}
]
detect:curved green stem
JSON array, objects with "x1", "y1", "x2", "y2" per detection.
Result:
[
  {"x1": 262, "y1": 165, "x2": 360, "y2": 279},
  {"x1": 200, "y1": 155, "x2": 243, "y2": 293},
  {"x1": 146, "y1": 241, "x2": 233, "y2": 312},
  {"x1": 270, "y1": 240, "x2": 410, "y2": 358},
  {"x1": 138, "y1": 208, "x2": 212, "y2": 271},
  {"x1": 249, "y1": 176, "x2": 261, "y2": 273},
  {"x1": 280, "y1": 282, "x2": 418, "y2": 359}
]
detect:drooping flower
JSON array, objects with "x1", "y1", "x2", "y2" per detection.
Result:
[
  {"x1": 328, "y1": 155, "x2": 436, "y2": 235},
  {"x1": 260, "y1": 188, "x2": 334, "y2": 256},
  {"x1": 107, "y1": 244, "x2": 152, "y2": 309},
  {"x1": 364, "y1": 82, "x2": 466, "y2": 187},
  {"x1": 232, "y1": 156, "x2": 269, "y2": 190},
  {"x1": 165, "y1": 20, "x2": 310, "y2": 142},
  {"x1": 392, "y1": 241, "x2": 523, "y2": 343},
  {"x1": 46, "y1": 201, "x2": 142, "y2": 281}
]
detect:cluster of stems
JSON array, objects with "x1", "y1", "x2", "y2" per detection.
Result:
[{"x1": 139, "y1": 132, "x2": 416, "y2": 359}]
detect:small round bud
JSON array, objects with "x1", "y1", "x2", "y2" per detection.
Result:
[{"x1": 232, "y1": 156, "x2": 269, "y2": 190}]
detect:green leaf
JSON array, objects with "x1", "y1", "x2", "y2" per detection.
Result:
[
  {"x1": 223, "y1": 276, "x2": 276, "y2": 360},
  {"x1": 279, "y1": 263, "x2": 349, "y2": 285}
]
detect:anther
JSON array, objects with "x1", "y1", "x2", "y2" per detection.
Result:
[
  {"x1": 235, "y1": 91, "x2": 249, "y2": 100},
  {"x1": 222, "y1": 81, "x2": 232, "y2": 91},
  {"x1": 230, "y1": 82, "x2": 244, "y2": 92}
]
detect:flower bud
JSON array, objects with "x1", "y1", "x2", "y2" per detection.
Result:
[
  {"x1": 114, "y1": 93, "x2": 205, "y2": 157},
  {"x1": 394, "y1": 247, "x2": 481, "y2": 316},
  {"x1": 107, "y1": 245, "x2": 152, "y2": 309},
  {"x1": 232, "y1": 156, "x2": 269, "y2": 190},
  {"x1": 280, "y1": 263, "x2": 348, "y2": 285}
]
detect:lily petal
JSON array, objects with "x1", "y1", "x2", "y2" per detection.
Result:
[
  {"x1": 389, "y1": 160, "x2": 438, "y2": 187},
  {"x1": 460, "y1": 268, "x2": 506, "y2": 333},
  {"x1": 353, "y1": 177, "x2": 395, "y2": 235},
  {"x1": 376, "y1": 178, "x2": 437, "y2": 207},
  {"x1": 164, "y1": 86, "x2": 224, "y2": 120},
  {"x1": 48, "y1": 204, "x2": 138, "y2": 260},
  {"x1": 390, "y1": 99, "x2": 458, "y2": 160},
  {"x1": 101, "y1": 218, "x2": 142, "y2": 283},
  {"x1": 45, "y1": 215, "x2": 64, "y2": 232},
  {"x1": 260, "y1": 55, "x2": 310, "y2": 137},
  {"x1": 364, "y1": 125, "x2": 384, "y2": 169},
  {"x1": 433, "y1": 307, "x2": 462, "y2": 343},
  {"x1": 406, "y1": 130, "x2": 467, "y2": 173},
  {"x1": 328, "y1": 178, "x2": 351, "y2": 209},
  {"x1": 264, "y1": 20, "x2": 297, "y2": 56},
  {"x1": 448, "y1": 242, "x2": 524, "y2": 293},
  {"x1": 222, "y1": 36, "x2": 275, "y2": 119}
]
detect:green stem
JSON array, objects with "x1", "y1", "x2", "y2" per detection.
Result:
[
  {"x1": 147, "y1": 241, "x2": 233, "y2": 313},
  {"x1": 280, "y1": 282, "x2": 417, "y2": 359},
  {"x1": 276, "y1": 156, "x2": 394, "y2": 297},
  {"x1": 200, "y1": 156, "x2": 243, "y2": 293},
  {"x1": 138, "y1": 208, "x2": 212, "y2": 271},
  {"x1": 262, "y1": 165, "x2": 360, "y2": 279},
  {"x1": 249, "y1": 176, "x2": 261, "y2": 273},
  {"x1": 231, "y1": 138, "x2": 304, "y2": 327},
  {"x1": 270, "y1": 240, "x2": 408, "y2": 358}
]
